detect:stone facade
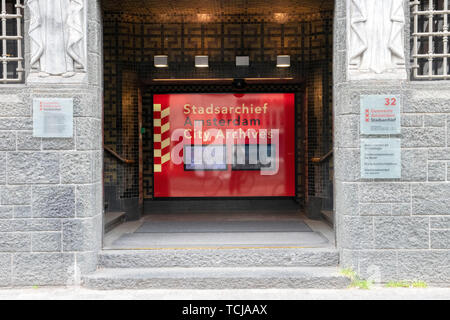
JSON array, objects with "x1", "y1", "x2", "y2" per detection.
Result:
[
  {"x1": 0, "y1": 0, "x2": 449, "y2": 287},
  {"x1": 334, "y1": 0, "x2": 450, "y2": 284},
  {"x1": 0, "y1": 0, "x2": 103, "y2": 287}
]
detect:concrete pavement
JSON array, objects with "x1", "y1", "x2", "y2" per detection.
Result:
[{"x1": 0, "y1": 286, "x2": 449, "y2": 300}]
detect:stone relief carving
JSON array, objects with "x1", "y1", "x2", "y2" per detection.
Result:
[
  {"x1": 28, "y1": 0, "x2": 86, "y2": 80},
  {"x1": 348, "y1": 0, "x2": 407, "y2": 80}
]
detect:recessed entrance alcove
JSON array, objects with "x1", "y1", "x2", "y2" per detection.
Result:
[{"x1": 101, "y1": 0, "x2": 335, "y2": 250}]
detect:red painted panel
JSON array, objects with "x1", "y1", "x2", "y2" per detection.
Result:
[{"x1": 153, "y1": 93, "x2": 295, "y2": 197}]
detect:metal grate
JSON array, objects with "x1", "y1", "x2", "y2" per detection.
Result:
[
  {"x1": 0, "y1": 0, "x2": 24, "y2": 83},
  {"x1": 411, "y1": 0, "x2": 450, "y2": 79}
]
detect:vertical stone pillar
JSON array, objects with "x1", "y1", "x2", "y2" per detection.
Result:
[
  {"x1": 335, "y1": 0, "x2": 450, "y2": 283},
  {"x1": 0, "y1": 0, "x2": 103, "y2": 286}
]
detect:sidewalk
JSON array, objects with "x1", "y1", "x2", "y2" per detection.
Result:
[{"x1": 0, "y1": 286, "x2": 449, "y2": 300}]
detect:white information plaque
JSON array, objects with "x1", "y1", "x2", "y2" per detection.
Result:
[
  {"x1": 33, "y1": 98, "x2": 74, "y2": 138},
  {"x1": 361, "y1": 138, "x2": 401, "y2": 179},
  {"x1": 360, "y1": 95, "x2": 401, "y2": 135}
]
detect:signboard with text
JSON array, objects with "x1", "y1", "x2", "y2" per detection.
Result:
[
  {"x1": 153, "y1": 93, "x2": 296, "y2": 198},
  {"x1": 33, "y1": 98, "x2": 74, "y2": 138},
  {"x1": 360, "y1": 95, "x2": 401, "y2": 135},
  {"x1": 361, "y1": 138, "x2": 401, "y2": 179}
]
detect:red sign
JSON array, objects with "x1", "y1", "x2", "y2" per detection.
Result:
[{"x1": 153, "y1": 93, "x2": 295, "y2": 197}]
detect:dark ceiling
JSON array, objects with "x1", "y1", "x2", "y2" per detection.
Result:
[{"x1": 102, "y1": 0, "x2": 334, "y2": 16}]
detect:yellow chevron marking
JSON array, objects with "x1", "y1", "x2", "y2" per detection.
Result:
[
  {"x1": 161, "y1": 138, "x2": 170, "y2": 149},
  {"x1": 161, "y1": 153, "x2": 171, "y2": 164},
  {"x1": 154, "y1": 149, "x2": 161, "y2": 157},
  {"x1": 154, "y1": 119, "x2": 161, "y2": 127},
  {"x1": 154, "y1": 164, "x2": 162, "y2": 173},
  {"x1": 154, "y1": 134, "x2": 161, "y2": 142},
  {"x1": 161, "y1": 107, "x2": 170, "y2": 118},
  {"x1": 161, "y1": 123, "x2": 170, "y2": 134},
  {"x1": 153, "y1": 104, "x2": 161, "y2": 112}
]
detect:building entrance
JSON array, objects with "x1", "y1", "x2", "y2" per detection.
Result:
[
  {"x1": 102, "y1": 0, "x2": 335, "y2": 246},
  {"x1": 142, "y1": 82, "x2": 306, "y2": 202},
  {"x1": 152, "y1": 92, "x2": 296, "y2": 198}
]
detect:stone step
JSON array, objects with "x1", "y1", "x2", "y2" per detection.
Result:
[
  {"x1": 82, "y1": 266, "x2": 350, "y2": 290},
  {"x1": 98, "y1": 247, "x2": 339, "y2": 268},
  {"x1": 104, "y1": 212, "x2": 126, "y2": 234}
]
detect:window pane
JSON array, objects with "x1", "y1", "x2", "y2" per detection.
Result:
[
  {"x1": 411, "y1": 0, "x2": 450, "y2": 79},
  {"x1": 0, "y1": 0, "x2": 24, "y2": 83}
]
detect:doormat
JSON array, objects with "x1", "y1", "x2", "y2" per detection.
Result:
[{"x1": 135, "y1": 221, "x2": 313, "y2": 233}]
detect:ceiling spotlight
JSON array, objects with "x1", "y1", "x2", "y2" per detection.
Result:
[
  {"x1": 277, "y1": 55, "x2": 290, "y2": 68},
  {"x1": 197, "y1": 13, "x2": 212, "y2": 23},
  {"x1": 195, "y1": 55, "x2": 209, "y2": 68},
  {"x1": 154, "y1": 55, "x2": 168, "y2": 68},
  {"x1": 274, "y1": 13, "x2": 289, "y2": 23},
  {"x1": 236, "y1": 56, "x2": 250, "y2": 67}
]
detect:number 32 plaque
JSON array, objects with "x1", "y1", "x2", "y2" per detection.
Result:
[{"x1": 360, "y1": 95, "x2": 401, "y2": 135}]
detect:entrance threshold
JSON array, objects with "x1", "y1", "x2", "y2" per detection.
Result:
[{"x1": 103, "y1": 199, "x2": 334, "y2": 250}]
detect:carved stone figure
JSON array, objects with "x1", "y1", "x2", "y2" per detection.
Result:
[
  {"x1": 349, "y1": 0, "x2": 406, "y2": 79},
  {"x1": 28, "y1": 0, "x2": 85, "y2": 78}
]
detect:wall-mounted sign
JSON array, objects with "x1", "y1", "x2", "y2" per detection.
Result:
[
  {"x1": 361, "y1": 138, "x2": 401, "y2": 179},
  {"x1": 153, "y1": 93, "x2": 296, "y2": 198},
  {"x1": 33, "y1": 98, "x2": 74, "y2": 138},
  {"x1": 360, "y1": 95, "x2": 401, "y2": 135}
]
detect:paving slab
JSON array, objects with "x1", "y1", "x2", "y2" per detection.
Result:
[{"x1": 0, "y1": 287, "x2": 449, "y2": 300}]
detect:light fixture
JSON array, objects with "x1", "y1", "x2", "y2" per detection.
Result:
[
  {"x1": 277, "y1": 55, "x2": 290, "y2": 68},
  {"x1": 197, "y1": 13, "x2": 212, "y2": 23},
  {"x1": 159, "y1": 14, "x2": 169, "y2": 22},
  {"x1": 236, "y1": 56, "x2": 249, "y2": 67},
  {"x1": 195, "y1": 55, "x2": 209, "y2": 68},
  {"x1": 154, "y1": 55, "x2": 168, "y2": 68},
  {"x1": 274, "y1": 13, "x2": 289, "y2": 23}
]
